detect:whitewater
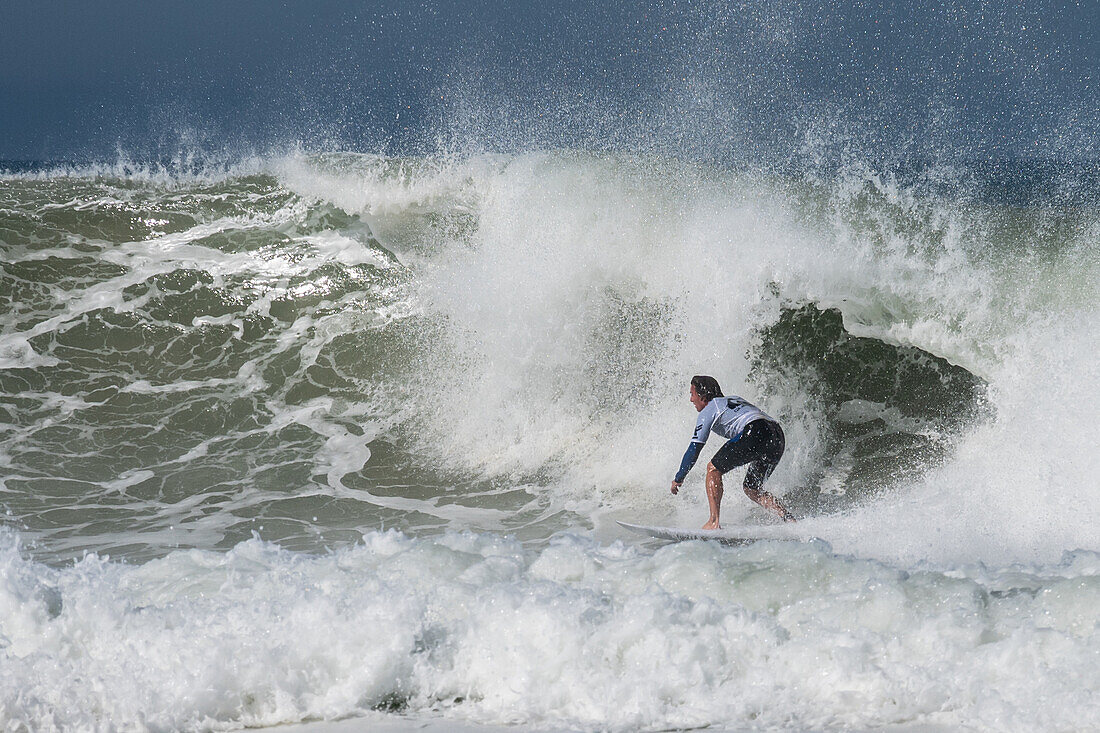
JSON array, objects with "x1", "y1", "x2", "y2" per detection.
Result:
[{"x1": 1, "y1": 149, "x2": 1098, "y2": 731}]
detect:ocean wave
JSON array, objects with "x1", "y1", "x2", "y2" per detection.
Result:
[{"x1": 1, "y1": 150, "x2": 1097, "y2": 566}]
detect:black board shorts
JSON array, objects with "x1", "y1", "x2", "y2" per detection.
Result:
[{"x1": 709, "y1": 419, "x2": 785, "y2": 490}]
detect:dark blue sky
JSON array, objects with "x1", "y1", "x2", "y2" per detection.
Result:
[{"x1": 2, "y1": 0, "x2": 1096, "y2": 162}]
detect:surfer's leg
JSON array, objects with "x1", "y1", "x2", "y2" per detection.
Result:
[
  {"x1": 743, "y1": 424, "x2": 795, "y2": 522},
  {"x1": 703, "y1": 461, "x2": 724, "y2": 530},
  {"x1": 743, "y1": 479, "x2": 795, "y2": 522},
  {"x1": 710, "y1": 421, "x2": 770, "y2": 526}
]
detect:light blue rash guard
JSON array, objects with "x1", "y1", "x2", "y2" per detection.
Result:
[{"x1": 674, "y1": 395, "x2": 775, "y2": 483}]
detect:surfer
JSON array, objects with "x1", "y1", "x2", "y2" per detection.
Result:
[{"x1": 670, "y1": 375, "x2": 795, "y2": 528}]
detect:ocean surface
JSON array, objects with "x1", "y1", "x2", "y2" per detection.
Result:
[{"x1": 1, "y1": 149, "x2": 1098, "y2": 731}]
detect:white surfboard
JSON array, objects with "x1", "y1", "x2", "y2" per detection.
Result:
[{"x1": 616, "y1": 520, "x2": 811, "y2": 544}]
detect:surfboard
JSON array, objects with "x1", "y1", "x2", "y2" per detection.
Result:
[{"x1": 616, "y1": 520, "x2": 809, "y2": 544}]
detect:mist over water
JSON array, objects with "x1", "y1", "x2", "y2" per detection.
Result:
[{"x1": 2, "y1": 1, "x2": 1099, "y2": 730}]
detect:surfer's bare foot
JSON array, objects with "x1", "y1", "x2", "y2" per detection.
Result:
[
  {"x1": 745, "y1": 486, "x2": 795, "y2": 522},
  {"x1": 769, "y1": 498, "x2": 797, "y2": 522},
  {"x1": 702, "y1": 519, "x2": 720, "y2": 530}
]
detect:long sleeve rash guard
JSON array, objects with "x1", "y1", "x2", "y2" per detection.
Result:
[{"x1": 673, "y1": 395, "x2": 774, "y2": 483}]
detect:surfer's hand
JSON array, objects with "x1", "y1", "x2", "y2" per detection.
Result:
[{"x1": 670, "y1": 481, "x2": 681, "y2": 495}]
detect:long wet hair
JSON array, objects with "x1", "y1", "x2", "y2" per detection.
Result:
[{"x1": 691, "y1": 375, "x2": 723, "y2": 402}]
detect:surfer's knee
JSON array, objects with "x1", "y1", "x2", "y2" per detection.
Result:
[{"x1": 706, "y1": 462, "x2": 724, "y2": 489}]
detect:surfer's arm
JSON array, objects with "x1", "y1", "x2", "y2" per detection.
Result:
[{"x1": 674, "y1": 441, "x2": 705, "y2": 484}]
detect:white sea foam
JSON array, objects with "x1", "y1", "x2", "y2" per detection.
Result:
[
  {"x1": 0, "y1": 335, "x2": 60, "y2": 369},
  {"x1": 1, "y1": 528, "x2": 1097, "y2": 732}
]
